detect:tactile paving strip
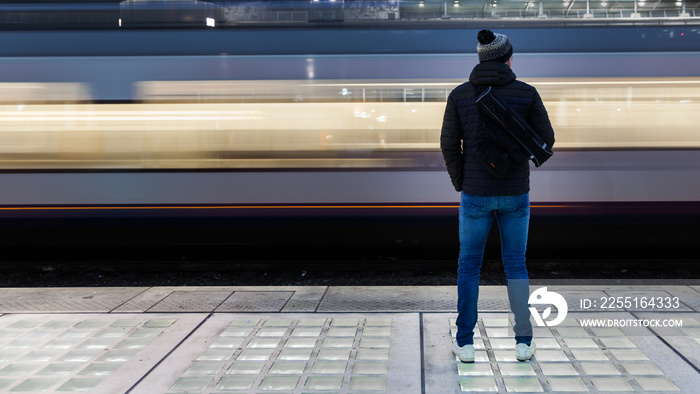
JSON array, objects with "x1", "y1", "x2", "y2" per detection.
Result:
[
  {"x1": 0, "y1": 288, "x2": 148, "y2": 313},
  {"x1": 317, "y1": 286, "x2": 510, "y2": 312},
  {"x1": 216, "y1": 291, "x2": 295, "y2": 312},
  {"x1": 548, "y1": 286, "x2": 699, "y2": 313},
  {"x1": 603, "y1": 290, "x2": 695, "y2": 312},
  {"x1": 0, "y1": 313, "x2": 207, "y2": 393},
  {"x1": 130, "y1": 313, "x2": 421, "y2": 394},
  {"x1": 112, "y1": 287, "x2": 327, "y2": 313},
  {"x1": 147, "y1": 291, "x2": 233, "y2": 312}
]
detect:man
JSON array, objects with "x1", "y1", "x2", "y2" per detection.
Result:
[{"x1": 440, "y1": 30, "x2": 555, "y2": 363}]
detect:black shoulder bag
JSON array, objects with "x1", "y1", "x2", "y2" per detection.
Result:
[{"x1": 473, "y1": 85, "x2": 554, "y2": 179}]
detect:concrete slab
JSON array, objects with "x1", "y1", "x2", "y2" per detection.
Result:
[
  {"x1": 635, "y1": 311, "x2": 700, "y2": 372},
  {"x1": 630, "y1": 335, "x2": 695, "y2": 392},
  {"x1": 660, "y1": 286, "x2": 700, "y2": 312}
]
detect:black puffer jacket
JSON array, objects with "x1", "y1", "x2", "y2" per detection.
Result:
[{"x1": 440, "y1": 62, "x2": 555, "y2": 196}]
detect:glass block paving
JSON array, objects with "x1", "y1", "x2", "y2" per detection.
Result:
[
  {"x1": 447, "y1": 315, "x2": 685, "y2": 392},
  {"x1": 130, "y1": 313, "x2": 420, "y2": 394},
  {"x1": 1, "y1": 286, "x2": 699, "y2": 393},
  {"x1": 0, "y1": 313, "x2": 206, "y2": 393}
]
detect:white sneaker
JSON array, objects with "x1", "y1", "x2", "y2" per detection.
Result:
[
  {"x1": 452, "y1": 342, "x2": 475, "y2": 363},
  {"x1": 516, "y1": 341, "x2": 536, "y2": 361}
]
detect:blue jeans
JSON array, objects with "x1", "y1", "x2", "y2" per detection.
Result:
[{"x1": 456, "y1": 192, "x2": 533, "y2": 346}]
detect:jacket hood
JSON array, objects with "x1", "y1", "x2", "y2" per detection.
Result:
[{"x1": 469, "y1": 62, "x2": 516, "y2": 87}]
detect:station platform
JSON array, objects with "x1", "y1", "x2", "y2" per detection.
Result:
[{"x1": 0, "y1": 283, "x2": 698, "y2": 393}]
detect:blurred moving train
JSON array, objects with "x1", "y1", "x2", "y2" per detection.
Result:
[{"x1": 0, "y1": 25, "x2": 699, "y2": 262}]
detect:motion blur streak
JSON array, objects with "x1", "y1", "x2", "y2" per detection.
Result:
[{"x1": 0, "y1": 77, "x2": 698, "y2": 170}]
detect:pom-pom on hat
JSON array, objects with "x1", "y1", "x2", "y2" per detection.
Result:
[{"x1": 477, "y1": 29, "x2": 513, "y2": 63}]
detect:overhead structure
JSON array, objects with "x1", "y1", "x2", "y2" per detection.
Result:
[{"x1": 119, "y1": 0, "x2": 224, "y2": 28}]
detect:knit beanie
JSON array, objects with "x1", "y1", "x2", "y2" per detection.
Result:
[{"x1": 476, "y1": 29, "x2": 513, "y2": 63}]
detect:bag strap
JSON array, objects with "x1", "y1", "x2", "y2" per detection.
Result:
[{"x1": 474, "y1": 85, "x2": 553, "y2": 167}]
